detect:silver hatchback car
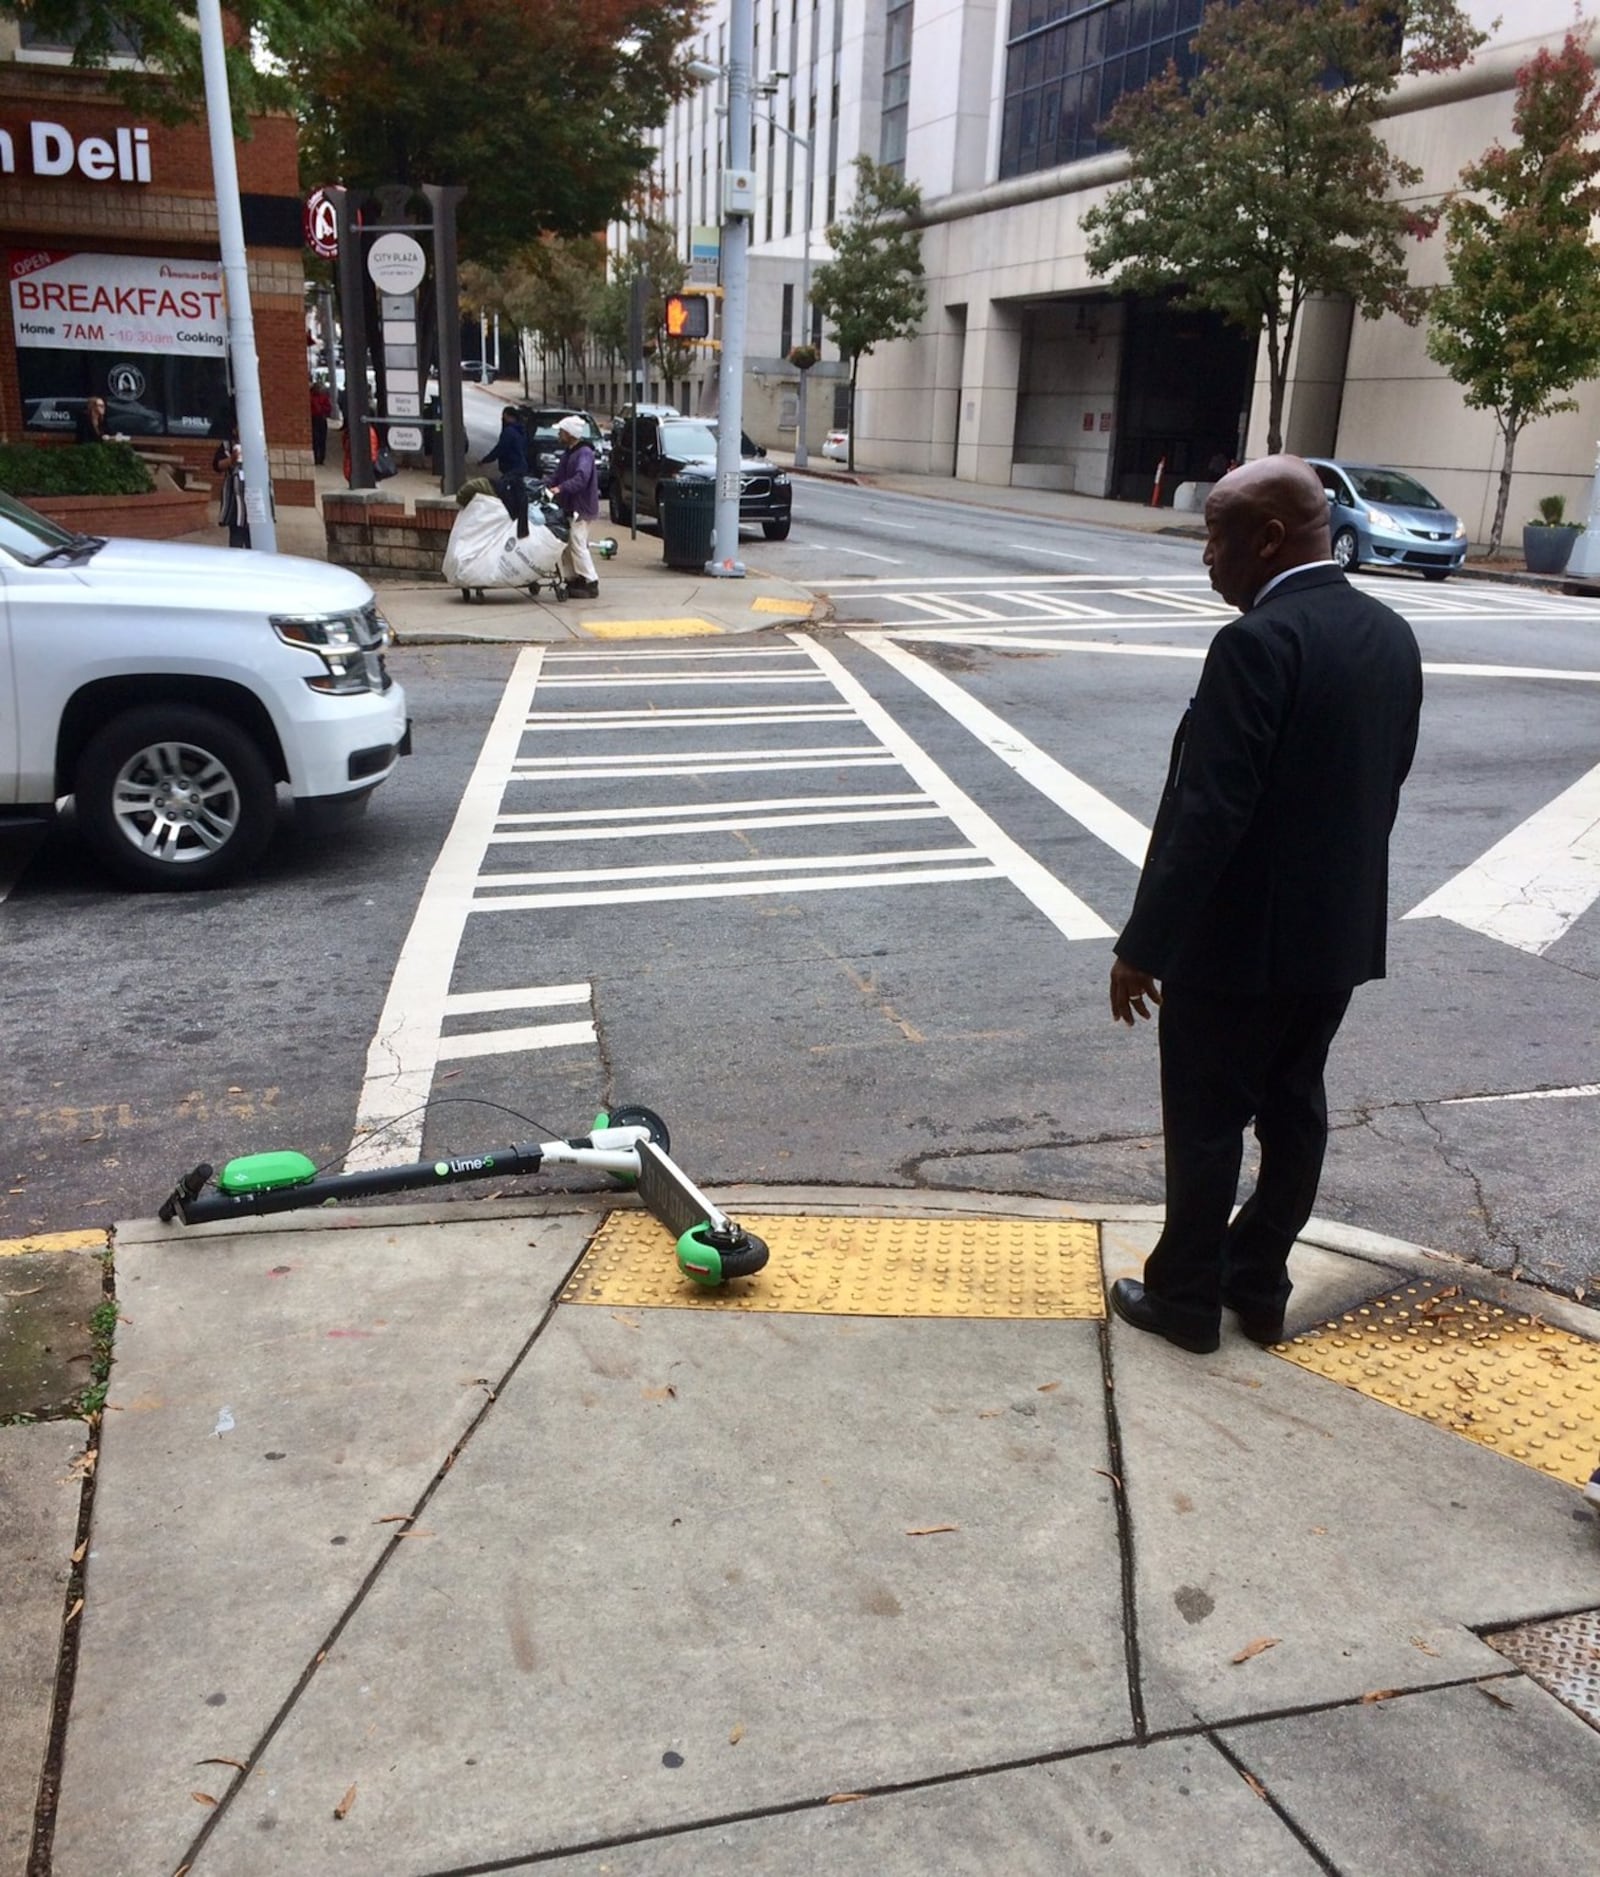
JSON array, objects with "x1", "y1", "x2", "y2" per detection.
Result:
[{"x1": 1307, "y1": 458, "x2": 1468, "y2": 581}]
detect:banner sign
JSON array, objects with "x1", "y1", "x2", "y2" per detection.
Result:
[{"x1": 9, "y1": 250, "x2": 226, "y2": 356}]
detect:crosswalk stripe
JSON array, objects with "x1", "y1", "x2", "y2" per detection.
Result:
[
  {"x1": 478, "y1": 847, "x2": 981, "y2": 889},
  {"x1": 470, "y1": 863, "x2": 1002, "y2": 914},
  {"x1": 855, "y1": 635, "x2": 1151, "y2": 867},
  {"x1": 792, "y1": 632, "x2": 1115, "y2": 941},
  {"x1": 441, "y1": 984, "x2": 590, "y2": 1016},
  {"x1": 486, "y1": 806, "x2": 946, "y2": 846},
  {"x1": 506, "y1": 755, "x2": 900, "y2": 783},
  {"x1": 436, "y1": 1019, "x2": 597, "y2": 1061},
  {"x1": 1404, "y1": 758, "x2": 1600, "y2": 955}
]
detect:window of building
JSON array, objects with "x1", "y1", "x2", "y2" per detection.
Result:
[
  {"x1": 999, "y1": 0, "x2": 1208, "y2": 181},
  {"x1": 781, "y1": 283, "x2": 795, "y2": 356},
  {"x1": 880, "y1": 0, "x2": 914, "y2": 175}
]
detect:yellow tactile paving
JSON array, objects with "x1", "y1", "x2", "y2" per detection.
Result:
[
  {"x1": 581, "y1": 617, "x2": 723, "y2": 638},
  {"x1": 751, "y1": 596, "x2": 816, "y2": 616},
  {"x1": 561, "y1": 1212, "x2": 1104, "y2": 1318},
  {"x1": 1275, "y1": 1281, "x2": 1600, "y2": 1489},
  {"x1": 0, "y1": 1229, "x2": 107, "y2": 1257}
]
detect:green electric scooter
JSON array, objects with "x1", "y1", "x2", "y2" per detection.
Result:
[{"x1": 158, "y1": 1105, "x2": 769, "y2": 1288}]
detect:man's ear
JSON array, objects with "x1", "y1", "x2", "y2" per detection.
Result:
[{"x1": 1257, "y1": 518, "x2": 1287, "y2": 558}]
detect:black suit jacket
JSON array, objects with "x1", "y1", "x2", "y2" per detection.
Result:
[{"x1": 1116, "y1": 565, "x2": 1422, "y2": 996}]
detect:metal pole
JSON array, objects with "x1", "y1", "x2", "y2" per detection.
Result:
[
  {"x1": 794, "y1": 124, "x2": 815, "y2": 470},
  {"x1": 424, "y1": 184, "x2": 468, "y2": 494},
  {"x1": 196, "y1": 0, "x2": 275, "y2": 550},
  {"x1": 711, "y1": 0, "x2": 753, "y2": 577}
]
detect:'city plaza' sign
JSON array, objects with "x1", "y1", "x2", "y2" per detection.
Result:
[{"x1": 0, "y1": 120, "x2": 153, "y2": 183}]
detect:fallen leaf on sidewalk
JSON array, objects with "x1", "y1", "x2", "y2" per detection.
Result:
[
  {"x1": 1092, "y1": 1467, "x2": 1123, "y2": 1490},
  {"x1": 71, "y1": 1540, "x2": 87, "y2": 1564},
  {"x1": 334, "y1": 1784, "x2": 358, "y2": 1820},
  {"x1": 728, "y1": 1721, "x2": 745, "y2": 1745},
  {"x1": 395, "y1": 1529, "x2": 435, "y2": 1539},
  {"x1": 1037, "y1": 1381, "x2": 1062, "y2": 1393},
  {"x1": 65, "y1": 1598, "x2": 84, "y2": 1624},
  {"x1": 977, "y1": 1408, "x2": 1002, "y2": 1419},
  {"x1": 1479, "y1": 1685, "x2": 1516, "y2": 1711},
  {"x1": 1230, "y1": 1636, "x2": 1280, "y2": 1664},
  {"x1": 375, "y1": 1514, "x2": 415, "y2": 1524},
  {"x1": 642, "y1": 1384, "x2": 678, "y2": 1401},
  {"x1": 905, "y1": 1524, "x2": 958, "y2": 1537},
  {"x1": 1360, "y1": 1688, "x2": 1401, "y2": 1704},
  {"x1": 190, "y1": 1792, "x2": 217, "y2": 1807},
  {"x1": 1410, "y1": 1636, "x2": 1440, "y2": 1657},
  {"x1": 197, "y1": 1758, "x2": 247, "y2": 1772},
  {"x1": 827, "y1": 1792, "x2": 866, "y2": 1805},
  {"x1": 1240, "y1": 1771, "x2": 1268, "y2": 1801}
]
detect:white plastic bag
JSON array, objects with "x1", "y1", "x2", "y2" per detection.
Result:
[{"x1": 442, "y1": 494, "x2": 563, "y2": 591}]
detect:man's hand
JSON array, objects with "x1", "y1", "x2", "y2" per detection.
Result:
[{"x1": 1110, "y1": 959, "x2": 1162, "y2": 1027}]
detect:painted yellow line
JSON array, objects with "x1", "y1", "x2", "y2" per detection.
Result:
[
  {"x1": 1275, "y1": 1280, "x2": 1600, "y2": 1490},
  {"x1": 582, "y1": 618, "x2": 724, "y2": 639},
  {"x1": 562, "y1": 1212, "x2": 1104, "y2": 1318},
  {"x1": 0, "y1": 1229, "x2": 108, "y2": 1257},
  {"x1": 751, "y1": 596, "x2": 816, "y2": 617}
]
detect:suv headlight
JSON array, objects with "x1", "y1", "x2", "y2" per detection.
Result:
[
  {"x1": 773, "y1": 472, "x2": 790, "y2": 487},
  {"x1": 272, "y1": 607, "x2": 392, "y2": 695}
]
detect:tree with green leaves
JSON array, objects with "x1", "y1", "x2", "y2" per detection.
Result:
[
  {"x1": 810, "y1": 156, "x2": 927, "y2": 472},
  {"x1": 1427, "y1": 31, "x2": 1600, "y2": 557},
  {"x1": 1081, "y1": 0, "x2": 1486, "y2": 456},
  {"x1": 0, "y1": 0, "x2": 345, "y2": 122},
  {"x1": 292, "y1": 1, "x2": 699, "y2": 266}
]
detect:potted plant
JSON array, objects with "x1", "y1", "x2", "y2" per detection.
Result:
[
  {"x1": 787, "y1": 343, "x2": 820, "y2": 374},
  {"x1": 1523, "y1": 494, "x2": 1584, "y2": 575}
]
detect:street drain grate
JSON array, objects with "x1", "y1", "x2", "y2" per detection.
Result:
[{"x1": 1484, "y1": 1608, "x2": 1600, "y2": 1733}]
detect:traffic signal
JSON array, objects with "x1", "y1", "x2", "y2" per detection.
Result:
[{"x1": 664, "y1": 292, "x2": 711, "y2": 340}]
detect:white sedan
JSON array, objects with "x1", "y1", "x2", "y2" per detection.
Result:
[{"x1": 821, "y1": 429, "x2": 849, "y2": 461}]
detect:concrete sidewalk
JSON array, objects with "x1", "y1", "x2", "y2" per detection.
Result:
[{"x1": 11, "y1": 1186, "x2": 1599, "y2": 1875}]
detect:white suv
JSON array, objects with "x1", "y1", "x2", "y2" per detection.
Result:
[{"x1": 0, "y1": 490, "x2": 410, "y2": 889}]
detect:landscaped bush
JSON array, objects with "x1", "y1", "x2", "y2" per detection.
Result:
[{"x1": 0, "y1": 441, "x2": 155, "y2": 498}]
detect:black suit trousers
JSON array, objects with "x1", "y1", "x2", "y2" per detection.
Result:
[{"x1": 1142, "y1": 983, "x2": 1353, "y2": 1331}]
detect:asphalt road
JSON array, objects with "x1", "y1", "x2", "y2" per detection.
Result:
[{"x1": 3, "y1": 480, "x2": 1597, "y2": 1306}]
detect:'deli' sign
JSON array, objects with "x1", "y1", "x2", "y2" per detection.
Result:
[{"x1": 0, "y1": 120, "x2": 153, "y2": 183}]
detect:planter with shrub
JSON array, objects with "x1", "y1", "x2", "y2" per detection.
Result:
[
  {"x1": 1522, "y1": 493, "x2": 1583, "y2": 576},
  {"x1": 0, "y1": 440, "x2": 211, "y2": 540}
]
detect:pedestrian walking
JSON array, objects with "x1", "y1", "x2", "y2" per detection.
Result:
[
  {"x1": 1108, "y1": 454, "x2": 1423, "y2": 1354},
  {"x1": 479, "y1": 407, "x2": 530, "y2": 524},
  {"x1": 74, "y1": 395, "x2": 108, "y2": 444},
  {"x1": 212, "y1": 426, "x2": 250, "y2": 549},
  {"x1": 309, "y1": 380, "x2": 334, "y2": 466},
  {"x1": 544, "y1": 414, "x2": 601, "y2": 597}
]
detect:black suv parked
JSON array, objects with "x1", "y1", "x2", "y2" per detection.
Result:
[{"x1": 609, "y1": 415, "x2": 792, "y2": 540}]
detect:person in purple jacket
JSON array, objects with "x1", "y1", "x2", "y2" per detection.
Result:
[{"x1": 544, "y1": 414, "x2": 601, "y2": 597}]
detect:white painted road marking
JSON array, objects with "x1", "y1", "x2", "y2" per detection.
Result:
[
  {"x1": 1002, "y1": 544, "x2": 1095, "y2": 561},
  {"x1": 470, "y1": 863, "x2": 1002, "y2": 915},
  {"x1": 791, "y1": 632, "x2": 1115, "y2": 941},
  {"x1": 436, "y1": 1018, "x2": 598, "y2": 1062},
  {"x1": 855, "y1": 635, "x2": 1151, "y2": 868},
  {"x1": 1404, "y1": 758, "x2": 1600, "y2": 955},
  {"x1": 347, "y1": 647, "x2": 547, "y2": 1169},
  {"x1": 478, "y1": 847, "x2": 982, "y2": 890},
  {"x1": 442, "y1": 984, "x2": 590, "y2": 1016},
  {"x1": 1443, "y1": 1084, "x2": 1600, "y2": 1105}
]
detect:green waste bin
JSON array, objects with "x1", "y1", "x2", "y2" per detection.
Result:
[{"x1": 660, "y1": 476, "x2": 717, "y2": 569}]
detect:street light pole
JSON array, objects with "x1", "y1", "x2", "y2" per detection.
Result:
[
  {"x1": 197, "y1": 0, "x2": 276, "y2": 551},
  {"x1": 710, "y1": 0, "x2": 754, "y2": 577}
]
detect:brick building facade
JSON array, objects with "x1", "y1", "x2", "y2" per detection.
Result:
[{"x1": 0, "y1": 49, "x2": 314, "y2": 506}]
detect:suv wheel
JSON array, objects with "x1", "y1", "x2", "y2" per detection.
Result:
[
  {"x1": 763, "y1": 518, "x2": 791, "y2": 541},
  {"x1": 610, "y1": 484, "x2": 631, "y2": 525},
  {"x1": 76, "y1": 705, "x2": 277, "y2": 890}
]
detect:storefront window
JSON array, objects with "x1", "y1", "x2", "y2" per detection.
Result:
[{"x1": 8, "y1": 250, "x2": 231, "y2": 438}]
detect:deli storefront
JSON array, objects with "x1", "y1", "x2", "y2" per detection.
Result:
[{"x1": 0, "y1": 57, "x2": 314, "y2": 505}]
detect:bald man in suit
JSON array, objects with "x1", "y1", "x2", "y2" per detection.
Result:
[{"x1": 1109, "y1": 455, "x2": 1423, "y2": 1354}]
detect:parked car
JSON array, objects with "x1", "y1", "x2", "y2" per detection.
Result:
[
  {"x1": 821, "y1": 429, "x2": 849, "y2": 462},
  {"x1": 610, "y1": 403, "x2": 681, "y2": 442},
  {"x1": 0, "y1": 489, "x2": 409, "y2": 889},
  {"x1": 24, "y1": 395, "x2": 167, "y2": 437},
  {"x1": 515, "y1": 407, "x2": 612, "y2": 497},
  {"x1": 1306, "y1": 458, "x2": 1467, "y2": 581},
  {"x1": 609, "y1": 415, "x2": 792, "y2": 539}
]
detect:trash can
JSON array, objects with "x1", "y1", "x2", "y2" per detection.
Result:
[{"x1": 660, "y1": 475, "x2": 717, "y2": 569}]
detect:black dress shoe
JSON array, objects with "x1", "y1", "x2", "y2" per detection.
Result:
[
  {"x1": 1108, "y1": 1278, "x2": 1220, "y2": 1354},
  {"x1": 1223, "y1": 1297, "x2": 1286, "y2": 1346}
]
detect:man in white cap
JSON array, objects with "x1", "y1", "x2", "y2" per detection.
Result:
[{"x1": 544, "y1": 414, "x2": 601, "y2": 597}]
